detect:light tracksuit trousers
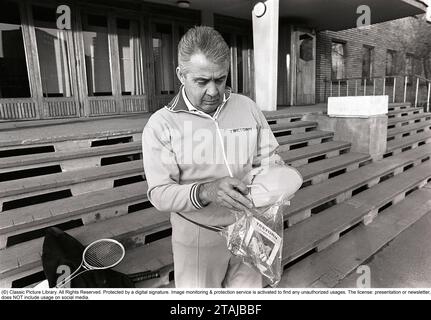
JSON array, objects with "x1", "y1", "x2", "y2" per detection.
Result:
[{"x1": 170, "y1": 213, "x2": 263, "y2": 288}]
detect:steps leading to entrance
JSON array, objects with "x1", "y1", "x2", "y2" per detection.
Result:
[
  {"x1": 0, "y1": 141, "x2": 142, "y2": 175},
  {"x1": 387, "y1": 113, "x2": 431, "y2": 128},
  {"x1": 2, "y1": 143, "x2": 430, "y2": 287},
  {"x1": 385, "y1": 130, "x2": 431, "y2": 156},
  {"x1": 1, "y1": 102, "x2": 431, "y2": 288},
  {"x1": 276, "y1": 130, "x2": 334, "y2": 149},
  {"x1": 296, "y1": 152, "x2": 370, "y2": 185},
  {"x1": 279, "y1": 141, "x2": 351, "y2": 167},
  {"x1": 270, "y1": 121, "x2": 317, "y2": 136},
  {"x1": 388, "y1": 106, "x2": 422, "y2": 118},
  {"x1": 0, "y1": 160, "x2": 144, "y2": 212},
  {"x1": 282, "y1": 162, "x2": 431, "y2": 267},
  {"x1": 279, "y1": 183, "x2": 431, "y2": 288},
  {"x1": 387, "y1": 120, "x2": 431, "y2": 141},
  {"x1": 282, "y1": 144, "x2": 431, "y2": 226},
  {"x1": 388, "y1": 102, "x2": 413, "y2": 111}
]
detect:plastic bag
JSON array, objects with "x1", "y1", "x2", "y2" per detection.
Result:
[{"x1": 220, "y1": 162, "x2": 302, "y2": 287}]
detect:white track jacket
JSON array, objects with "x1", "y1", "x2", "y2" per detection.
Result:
[{"x1": 142, "y1": 87, "x2": 281, "y2": 228}]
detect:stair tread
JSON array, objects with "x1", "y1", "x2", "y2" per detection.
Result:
[
  {"x1": 0, "y1": 206, "x2": 170, "y2": 277},
  {"x1": 0, "y1": 128, "x2": 143, "y2": 149},
  {"x1": 0, "y1": 113, "x2": 307, "y2": 149},
  {"x1": 280, "y1": 183, "x2": 431, "y2": 287},
  {"x1": 278, "y1": 141, "x2": 351, "y2": 162},
  {"x1": 0, "y1": 181, "x2": 149, "y2": 235},
  {"x1": 0, "y1": 160, "x2": 144, "y2": 198},
  {"x1": 386, "y1": 130, "x2": 431, "y2": 152},
  {"x1": 388, "y1": 107, "x2": 422, "y2": 115},
  {"x1": 388, "y1": 112, "x2": 431, "y2": 124},
  {"x1": 263, "y1": 112, "x2": 304, "y2": 121},
  {"x1": 0, "y1": 141, "x2": 142, "y2": 169},
  {"x1": 7, "y1": 161, "x2": 430, "y2": 282},
  {"x1": 387, "y1": 120, "x2": 431, "y2": 137},
  {"x1": 3, "y1": 144, "x2": 430, "y2": 252},
  {"x1": 283, "y1": 163, "x2": 431, "y2": 264},
  {"x1": 4, "y1": 161, "x2": 431, "y2": 283},
  {"x1": 276, "y1": 130, "x2": 333, "y2": 145},
  {"x1": 114, "y1": 237, "x2": 173, "y2": 277},
  {"x1": 296, "y1": 153, "x2": 370, "y2": 181},
  {"x1": 388, "y1": 102, "x2": 412, "y2": 108},
  {"x1": 270, "y1": 121, "x2": 317, "y2": 132},
  {"x1": 283, "y1": 143, "x2": 431, "y2": 217}
]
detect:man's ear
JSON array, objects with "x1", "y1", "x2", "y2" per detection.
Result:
[{"x1": 176, "y1": 67, "x2": 185, "y2": 85}]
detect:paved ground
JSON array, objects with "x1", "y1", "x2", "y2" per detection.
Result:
[{"x1": 336, "y1": 210, "x2": 431, "y2": 288}]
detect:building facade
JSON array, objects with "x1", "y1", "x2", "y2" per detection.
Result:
[{"x1": 0, "y1": 0, "x2": 428, "y2": 121}]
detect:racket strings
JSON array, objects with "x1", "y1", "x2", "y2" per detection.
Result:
[{"x1": 84, "y1": 240, "x2": 124, "y2": 268}]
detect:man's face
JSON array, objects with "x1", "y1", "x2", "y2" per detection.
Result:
[{"x1": 177, "y1": 52, "x2": 229, "y2": 114}]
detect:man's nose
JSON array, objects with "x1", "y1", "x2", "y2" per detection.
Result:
[{"x1": 206, "y1": 81, "x2": 218, "y2": 97}]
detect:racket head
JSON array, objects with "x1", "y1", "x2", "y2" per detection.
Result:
[{"x1": 82, "y1": 238, "x2": 125, "y2": 270}]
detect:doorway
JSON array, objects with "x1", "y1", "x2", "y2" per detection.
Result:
[{"x1": 291, "y1": 28, "x2": 316, "y2": 105}]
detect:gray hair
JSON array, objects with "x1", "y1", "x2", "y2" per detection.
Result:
[{"x1": 178, "y1": 26, "x2": 230, "y2": 73}]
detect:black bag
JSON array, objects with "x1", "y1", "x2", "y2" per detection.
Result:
[{"x1": 41, "y1": 227, "x2": 135, "y2": 288}]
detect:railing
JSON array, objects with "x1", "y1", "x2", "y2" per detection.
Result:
[{"x1": 325, "y1": 75, "x2": 431, "y2": 112}]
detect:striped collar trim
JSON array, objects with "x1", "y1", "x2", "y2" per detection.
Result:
[{"x1": 166, "y1": 86, "x2": 232, "y2": 115}]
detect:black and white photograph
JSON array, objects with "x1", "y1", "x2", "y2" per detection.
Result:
[{"x1": 0, "y1": 0, "x2": 431, "y2": 306}]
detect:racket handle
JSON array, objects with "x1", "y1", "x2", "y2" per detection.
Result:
[{"x1": 129, "y1": 271, "x2": 160, "y2": 282}]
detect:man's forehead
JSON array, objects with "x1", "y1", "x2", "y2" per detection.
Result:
[{"x1": 186, "y1": 53, "x2": 229, "y2": 78}]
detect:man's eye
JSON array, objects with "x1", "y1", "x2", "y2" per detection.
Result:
[{"x1": 196, "y1": 80, "x2": 208, "y2": 85}]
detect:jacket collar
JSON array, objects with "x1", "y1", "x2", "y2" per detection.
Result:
[{"x1": 166, "y1": 86, "x2": 232, "y2": 115}]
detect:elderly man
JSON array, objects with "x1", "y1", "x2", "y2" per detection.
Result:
[{"x1": 142, "y1": 26, "x2": 281, "y2": 288}]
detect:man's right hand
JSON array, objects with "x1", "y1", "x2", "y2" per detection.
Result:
[{"x1": 198, "y1": 177, "x2": 253, "y2": 212}]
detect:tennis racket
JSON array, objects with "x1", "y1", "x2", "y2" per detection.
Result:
[{"x1": 56, "y1": 238, "x2": 125, "y2": 288}]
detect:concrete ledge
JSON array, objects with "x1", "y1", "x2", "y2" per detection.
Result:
[
  {"x1": 328, "y1": 96, "x2": 388, "y2": 118},
  {"x1": 305, "y1": 114, "x2": 388, "y2": 158}
]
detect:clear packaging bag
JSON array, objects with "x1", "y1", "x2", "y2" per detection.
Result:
[{"x1": 220, "y1": 162, "x2": 302, "y2": 287}]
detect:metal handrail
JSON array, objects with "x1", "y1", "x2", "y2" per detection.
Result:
[{"x1": 325, "y1": 74, "x2": 431, "y2": 111}]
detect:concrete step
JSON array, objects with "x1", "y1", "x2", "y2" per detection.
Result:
[
  {"x1": 114, "y1": 237, "x2": 174, "y2": 288},
  {"x1": 280, "y1": 182, "x2": 431, "y2": 288},
  {"x1": 264, "y1": 112, "x2": 304, "y2": 122},
  {"x1": 282, "y1": 143, "x2": 431, "y2": 226},
  {"x1": 387, "y1": 121, "x2": 431, "y2": 141},
  {"x1": 281, "y1": 162, "x2": 431, "y2": 270},
  {"x1": 4, "y1": 153, "x2": 431, "y2": 288},
  {"x1": 387, "y1": 113, "x2": 431, "y2": 128},
  {"x1": 296, "y1": 153, "x2": 370, "y2": 187},
  {"x1": 1, "y1": 143, "x2": 359, "y2": 251},
  {"x1": 9, "y1": 157, "x2": 430, "y2": 288},
  {"x1": 0, "y1": 112, "x2": 308, "y2": 150},
  {"x1": 278, "y1": 141, "x2": 351, "y2": 167},
  {"x1": 0, "y1": 160, "x2": 144, "y2": 212},
  {"x1": 0, "y1": 129, "x2": 143, "y2": 149},
  {"x1": 0, "y1": 206, "x2": 171, "y2": 287},
  {"x1": 276, "y1": 130, "x2": 334, "y2": 150},
  {"x1": 0, "y1": 181, "x2": 149, "y2": 250},
  {"x1": 388, "y1": 102, "x2": 412, "y2": 111},
  {"x1": 385, "y1": 130, "x2": 431, "y2": 156},
  {"x1": 270, "y1": 121, "x2": 317, "y2": 136},
  {"x1": 0, "y1": 141, "x2": 142, "y2": 175},
  {"x1": 388, "y1": 107, "x2": 423, "y2": 118}
]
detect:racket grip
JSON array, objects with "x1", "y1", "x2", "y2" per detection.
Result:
[{"x1": 129, "y1": 271, "x2": 160, "y2": 282}]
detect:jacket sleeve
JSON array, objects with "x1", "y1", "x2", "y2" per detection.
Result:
[
  {"x1": 250, "y1": 103, "x2": 283, "y2": 167},
  {"x1": 142, "y1": 115, "x2": 204, "y2": 213}
]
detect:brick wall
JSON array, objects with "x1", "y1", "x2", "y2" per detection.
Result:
[{"x1": 316, "y1": 15, "x2": 431, "y2": 102}]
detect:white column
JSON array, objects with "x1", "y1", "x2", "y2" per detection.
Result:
[{"x1": 252, "y1": 0, "x2": 279, "y2": 111}]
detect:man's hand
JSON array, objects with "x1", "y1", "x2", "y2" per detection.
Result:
[{"x1": 198, "y1": 177, "x2": 253, "y2": 212}]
